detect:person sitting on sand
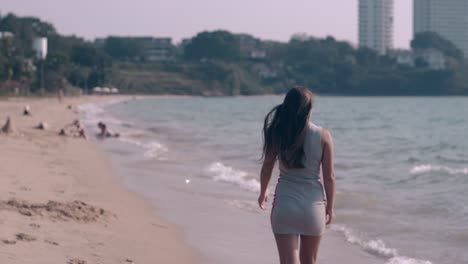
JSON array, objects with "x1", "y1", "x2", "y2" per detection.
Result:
[
  {"x1": 23, "y1": 105, "x2": 31, "y2": 116},
  {"x1": 60, "y1": 120, "x2": 87, "y2": 139},
  {"x1": 76, "y1": 124, "x2": 87, "y2": 139},
  {"x1": 35, "y1": 122, "x2": 48, "y2": 130},
  {"x1": 59, "y1": 127, "x2": 86, "y2": 139},
  {"x1": 58, "y1": 129, "x2": 67, "y2": 136},
  {"x1": 66, "y1": 119, "x2": 81, "y2": 129},
  {"x1": 77, "y1": 128, "x2": 87, "y2": 139}
]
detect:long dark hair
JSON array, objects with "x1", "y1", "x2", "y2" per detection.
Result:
[{"x1": 262, "y1": 87, "x2": 314, "y2": 168}]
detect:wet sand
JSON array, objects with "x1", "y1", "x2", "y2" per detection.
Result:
[{"x1": 0, "y1": 96, "x2": 199, "y2": 264}]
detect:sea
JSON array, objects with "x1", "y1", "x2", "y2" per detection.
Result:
[{"x1": 79, "y1": 96, "x2": 468, "y2": 264}]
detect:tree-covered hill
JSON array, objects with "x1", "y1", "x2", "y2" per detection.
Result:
[{"x1": 1, "y1": 12, "x2": 468, "y2": 96}]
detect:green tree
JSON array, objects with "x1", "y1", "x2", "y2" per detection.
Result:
[
  {"x1": 184, "y1": 31, "x2": 241, "y2": 61},
  {"x1": 30, "y1": 52, "x2": 69, "y2": 92},
  {"x1": 103, "y1": 37, "x2": 145, "y2": 61},
  {"x1": 411, "y1": 31, "x2": 464, "y2": 59},
  {"x1": 0, "y1": 13, "x2": 56, "y2": 56},
  {"x1": 68, "y1": 66, "x2": 91, "y2": 90},
  {"x1": 71, "y1": 44, "x2": 110, "y2": 67}
]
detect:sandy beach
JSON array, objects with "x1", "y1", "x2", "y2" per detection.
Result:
[{"x1": 0, "y1": 96, "x2": 199, "y2": 264}]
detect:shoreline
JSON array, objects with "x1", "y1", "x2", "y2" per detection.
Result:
[
  {"x1": 90, "y1": 96, "x2": 388, "y2": 264},
  {"x1": 0, "y1": 95, "x2": 200, "y2": 263}
]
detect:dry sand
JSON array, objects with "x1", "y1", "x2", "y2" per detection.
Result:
[{"x1": 0, "y1": 96, "x2": 199, "y2": 264}]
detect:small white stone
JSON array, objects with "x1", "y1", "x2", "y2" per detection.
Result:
[{"x1": 185, "y1": 179, "x2": 190, "y2": 184}]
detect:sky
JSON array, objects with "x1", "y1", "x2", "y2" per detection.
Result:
[{"x1": 1, "y1": 0, "x2": 412, "y2": 48}]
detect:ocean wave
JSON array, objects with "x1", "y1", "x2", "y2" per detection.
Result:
[
  {"x1": 207, "y1": 162, "x2": 260, "y2": 192},
  {"x1": 332, "y1": 225, "x2": 396, "y2": 257},
  {"x1": 410, "y1": 164, "x2": 468, "y2": 175},
  {"x1": 435, "y1": 155, "x2": 468, "y2": 164},
  {"x1": 119, "y1": 137, "x2": 168, "y2": 159},
  {"x1": 225, "y1": 199, "x2": 259, "y2": 213},
  {"x1": 77, "y1": 103, "x2": 105, "y2": 124},
  {"x1": 331, "y1": 225, "x2": 432, "y2": 264},
  {"x1": 78, "y1": 101, "x2": 128, "y2": 128}
]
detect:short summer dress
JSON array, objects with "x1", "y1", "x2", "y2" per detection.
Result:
[{"x1": 271, "y1": 123, "x2": 326, "y2": 236}]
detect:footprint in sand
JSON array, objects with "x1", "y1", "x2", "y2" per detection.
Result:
[
  {"x1": 19, "y1": 186, "x2": 31, "y2": 191},
  {"x1": 44, "y1": 239, "x2": 59, "y2": 246},
  {"x1": 151, "y1": 222, "x2": 168, "y2": 229},
  {"x1": 1, "y1": 239, "x2": 16, "y2": 245},
  {"x1": 29, "y1": 223, "x2": 41, "y2": 228},
  {"x1": 15, "y1": 233, "x2": 37, "y2": 242},
  {"x1": 68, "y1": 258, "x2": 87, "y2": 264}
]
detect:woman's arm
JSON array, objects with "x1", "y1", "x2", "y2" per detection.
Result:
[
  {"x1": 321, "y1": 129, "x2": 336, "y2": 225},
  {"x1": 258, "y1": 150, "x2": 276, "y2": 210}
]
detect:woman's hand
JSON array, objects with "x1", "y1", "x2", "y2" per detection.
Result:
[
  {"x1": 326, "y1": 206, "x2": 334, "y2": 225},
  {"x1": 258, "y1": 192, "x2": 268, "y2": 210}
]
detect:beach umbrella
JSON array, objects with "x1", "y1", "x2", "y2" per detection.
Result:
[
  {"x1": 110, "y1": 88, "x2": 119, "y2": 93},
  {"x1": 93, "y1": 87, "x2": 102, "y2": 93},
  {"x1": 102, "y1": 87, "x2": 111, "y2": 93}
]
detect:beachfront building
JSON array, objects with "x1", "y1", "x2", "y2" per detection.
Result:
[
  {"x1": 94, "y1": 37, "x2": 174, "y2": 61},
  {"x1": 119, "y1": 37, "x2": 173, "y2": 61},
  {"x1": 359, "y1": 0, "x2": 394, "y2": 55},
  {"x1": 139, "y1": 37, "x2": 173, "y2": 61},
  {"x1": 414, "y1": 0, "x2": 468, "y2": 57},
  {"x1": 418, "y1": 48, "x2": 446, "y2": 70},
  {"x1": 0, "y1": 31, "x2": 14, "y2": 39},
  {"x1": 391, "y1": 48, "x2": 446, "y2": 70},
  {"x1": 238, "y1": 34, "x2": 267, "y2": 59},
  {"x1": 393, "y1": 50, "x2": 416, "y2": 67}
]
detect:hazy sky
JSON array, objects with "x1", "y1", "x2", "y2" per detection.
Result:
[{"x1": 2, "y1": 0, "x2": 412, "y2": 48}]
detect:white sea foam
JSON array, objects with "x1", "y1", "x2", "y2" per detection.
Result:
[
  {"x1": 332, "y1": 225, "x2": 433, "y2": 264},
  {"x1": 225, "y1": 199, "x2": 259, "y2": 213},
  {"x1": 77, "y1": 100, "x2": 126, "y2": 127},
  {"x1": 332, "y1": 225, "x2": 397, "y2": 257},
  {"x1": 77, "y1": 103, "x2": 105, "y2": 124},
  {"x1": 207, "y1": 162, "x2": 260, "y2": 192},
  {"x1": 410, "y1": 164, "x2": 468, "y2": 175},
  {"x1": 386, "y1": 257, "x2": 432, "y2": 264},
  {"x1": 118, "y1": 137, "x2": 168, "y2": 159}
]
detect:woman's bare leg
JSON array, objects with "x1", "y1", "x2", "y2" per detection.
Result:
[
  {"x1": 274, "y1": 234, "x2": 300, "y2": 264},
  {"x1": 299, "y1": 235, "x2": 321, "y2": 264}
]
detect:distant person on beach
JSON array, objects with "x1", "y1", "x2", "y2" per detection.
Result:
[
  {"x1": 60, "y1": 120, "x2": 87, "y2": 139},
  {"x1": 258, "y1": 87, "x2": 335, "y2": 264},
  {"x1": 23, "y1": 105, "x2": 31, "y2": 116},
  {"x1": 57, "y1": 88, "x2": 64, "y2": 103},
  {"x1": 97, "y1": 122, "x2": 120, "y2": 138}
]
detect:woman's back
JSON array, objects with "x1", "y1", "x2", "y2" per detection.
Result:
[
  {"x1": 279, "y1": 122, "x2": 323, "y2": 180},
  {"x1": 271, "y1": 122, "x2": 327, "y2": 236}
]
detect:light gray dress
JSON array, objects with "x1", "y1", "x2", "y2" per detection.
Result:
[{"x1": 271, "y1": 123, "x2": 326, "y2": 236}]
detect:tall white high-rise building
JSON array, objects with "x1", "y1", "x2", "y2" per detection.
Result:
[
  {"x1": 359, "y1": 0, "x2": 394, "y2": 54},
  {"x1": 414, "y1": 0, "x2": 468, "y2": 57}
]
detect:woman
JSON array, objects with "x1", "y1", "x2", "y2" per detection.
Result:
[{"x1": 258, "y1": 87, "x2": 335, "y2": 264}]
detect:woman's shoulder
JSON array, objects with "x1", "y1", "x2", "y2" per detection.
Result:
[
  {"x1": 309, "y1": 122, "x2": 332, "y2": 140},
  {"x1": 308, "y1": 122, "x2": 323, "y2": 132}
]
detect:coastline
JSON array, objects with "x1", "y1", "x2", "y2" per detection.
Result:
[{"x1": 0, "y1": 96, "x2": 199, "y2": 263}]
